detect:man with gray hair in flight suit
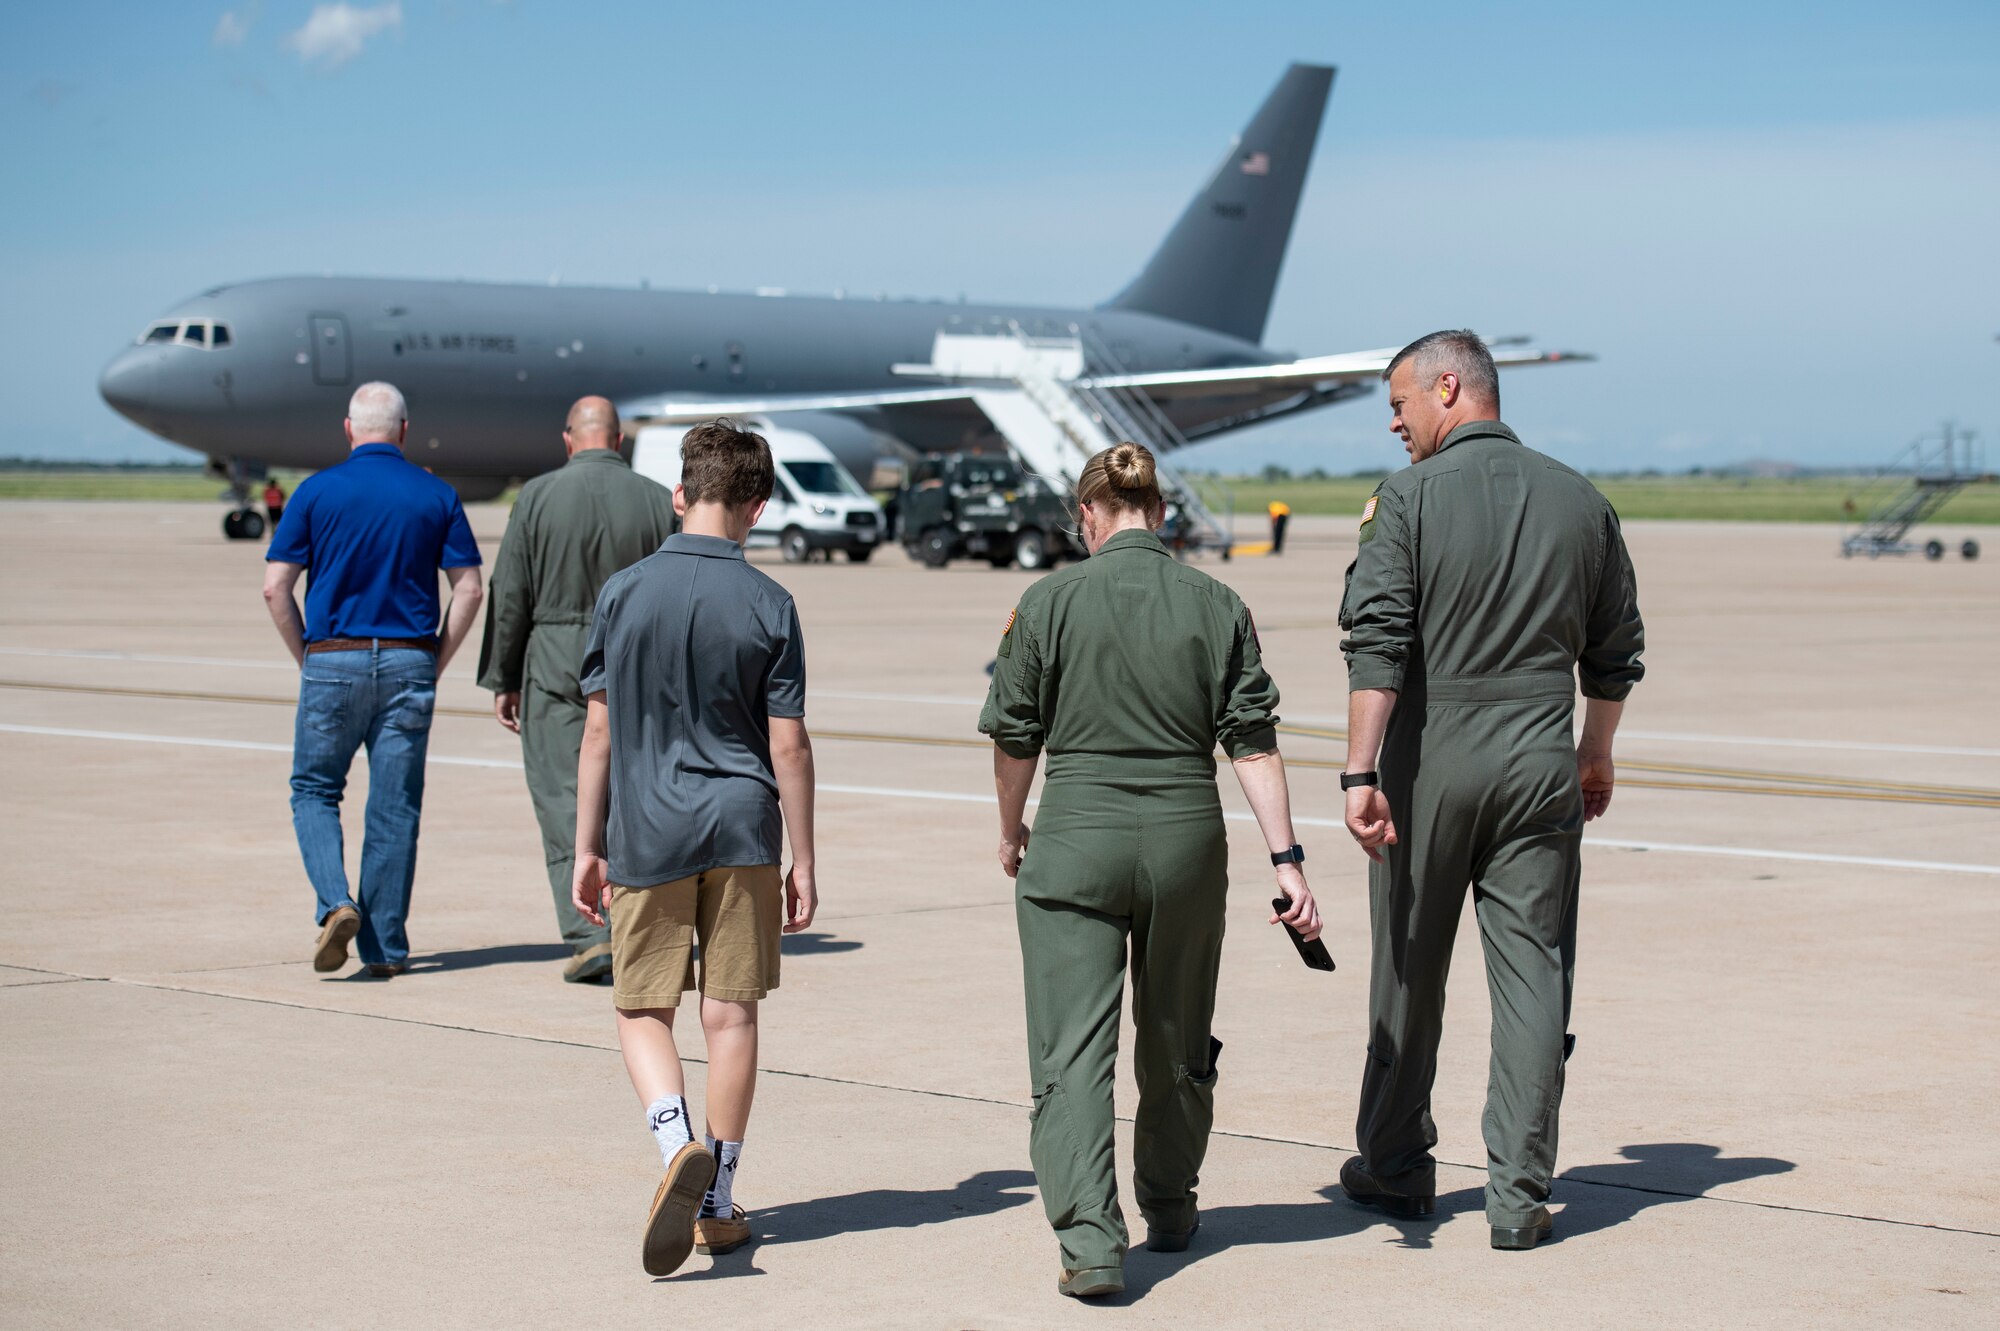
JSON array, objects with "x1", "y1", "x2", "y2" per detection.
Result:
[{"x1": 1336, "y1": 330, "x2": 1645, "y2": 1250}]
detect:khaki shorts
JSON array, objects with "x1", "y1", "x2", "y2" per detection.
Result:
[{"x1": 610, "y1": 865, "x2": 782, "y2": 1009}]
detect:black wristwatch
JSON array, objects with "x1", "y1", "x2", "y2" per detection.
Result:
[
  {"x1": 1271, "y1": 844, "x2": 1305, "y2": 867},
  {"x1": 1340, "y1": 771, "x2": 1380, "y2": 791}
]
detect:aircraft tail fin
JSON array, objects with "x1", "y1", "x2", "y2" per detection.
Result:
[{"x1": 1103, "y1": 63, "x2": 1333, "y2": 346}]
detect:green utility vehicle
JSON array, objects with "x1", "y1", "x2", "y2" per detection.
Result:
[{"x1": 895, "y1": 453, "x2": 1081, "y2": 570}]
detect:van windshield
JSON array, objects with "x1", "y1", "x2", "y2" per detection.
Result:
[{"x1": 784, "y1": 461, "x2": 860, "y2": 497}]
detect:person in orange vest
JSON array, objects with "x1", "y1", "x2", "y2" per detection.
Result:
[
  {"x1": 263, "y1": 477, "x2": 287, "y2": 529},
  {"x1": 1267, "y1": 499, "x2": 1291, "y2": 554}
]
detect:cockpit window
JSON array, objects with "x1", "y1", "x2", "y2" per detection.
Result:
[{"x1": 137, "y1": 318, "x2": 230, "y2": 349}]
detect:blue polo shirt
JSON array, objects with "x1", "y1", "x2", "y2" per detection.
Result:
[{"x1": 266, "y1": 443, "x2": 483, "y2": 644}]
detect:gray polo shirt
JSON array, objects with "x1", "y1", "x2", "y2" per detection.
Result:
[{"x1": 580, "y1": 533, "x2": 807, "y2": 888}]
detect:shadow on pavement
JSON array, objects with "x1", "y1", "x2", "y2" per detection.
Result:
[
  {"x1": 1554, "y1": 1142, "x2": 1796, "y2": 1240},
  {"x1": 1119, "y1": 1183, "x2": 1483, "y2": 1301},
  {"x1": 749, "y1": 1168, "x2": 1037, "y2": 1246},
  {"x1": 778, "y1": 932, "x2": 863, "y2": 957},
  {"x1": 660, "y1": 1256, "x2": 769, "y2": 1283},
  {"x1": 412, "y1": 943, "x2": 572, "y2": 972}
]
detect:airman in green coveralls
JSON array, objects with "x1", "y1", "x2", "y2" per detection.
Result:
[
  {"x1": 981, "y1": 442, "x2": 1322, "y2": 1300},
  {"x1": 1336, "y1": 331, "x2": 1645, "y2": 1249},
  {"x1": 477, "y1": 397, "x2": 677, "y2": 983}
]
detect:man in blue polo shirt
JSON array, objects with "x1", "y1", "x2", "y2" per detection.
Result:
[{"x1": 262, "y1": 382, "x2": 485, "y2": 977}]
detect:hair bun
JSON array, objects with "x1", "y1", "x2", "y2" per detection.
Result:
[{"x1": 1108, "y1": 442, "x2": 1156, "y2": 490}]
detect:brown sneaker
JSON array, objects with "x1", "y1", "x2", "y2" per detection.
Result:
[
  {"x1": 643, "y1": 1142, "x2": 715, "y2": 1277},
  {"x1": 365, "y1": 962, "x2": 408, "y2": 978},
  {"x1": 694, "y1": 1204, "x2": 752, "y2": 1256},
  {"x1": 563, "y1": 942, "x2": 614, "y2": 984},
  {"x1": 313, "y1": 906, "x2": 360, "y2": 973}
]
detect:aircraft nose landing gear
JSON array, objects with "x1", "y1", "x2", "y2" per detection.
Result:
[{"x1": 208, "y1": 455, "x2": 268, "y2": 541}]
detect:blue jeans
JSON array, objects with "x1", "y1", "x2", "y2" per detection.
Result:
[{"x1": 289, "y1": 646, "x2": 437, "y2": 966}]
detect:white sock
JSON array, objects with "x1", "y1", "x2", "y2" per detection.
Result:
[
  {"x1": 701, "y1": 1132, "x2": 719, "y2": 1215},
  {"x1": 646, "y1": 1096, "x2": 693, "y2": 1168},
  {"x1": 707, "y1": 1139, "x2": 743, "y2": 1216}
]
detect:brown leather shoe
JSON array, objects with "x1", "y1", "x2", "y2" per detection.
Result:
[
  {"x1": 313, "y1": 906, "x2": 360, "y2": 973},
  {"x1": 563, "y1": 942, "x2": 614, "y2": 984},
  {"x1": 643, "y1": 1142, "x2": 716, "y2": 1277},
  {"x1": 694, "y1": 1204, "x2": 752, "y2": 1255},
  {"x1": 365, "y1": 962, "x2": 408, "y2": 978}
]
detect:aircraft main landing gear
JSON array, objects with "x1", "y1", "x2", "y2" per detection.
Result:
[{"x1": 223, "y1": 508, "x2": 266, "y2": 541}]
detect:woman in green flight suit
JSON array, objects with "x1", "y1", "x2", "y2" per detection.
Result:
[{"x1": 979, "y1": 441, "x2": 1322, "y2": 1299}]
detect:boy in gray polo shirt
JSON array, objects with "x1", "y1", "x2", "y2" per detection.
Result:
[{"x1": 572, "y1": 419, "x2": 820, "y2": 1277}]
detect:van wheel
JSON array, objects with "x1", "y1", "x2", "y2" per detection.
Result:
[
  {"x1": 919, "y1": 527, "x2": 954, "y2": 568},
  {"x1": 781, "y1": 527, "x2": 811, "y2": 563},
  {"x1": 845, "y1": 546, "x2": 874, "y2": 563},
  {"x1": 1014, "y1": 528, "x2": 1049, "y2": 570}
]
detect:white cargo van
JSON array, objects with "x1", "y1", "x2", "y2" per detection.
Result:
[{"x1": 630, "y1": 420, "x2": 886, "y2": 563}]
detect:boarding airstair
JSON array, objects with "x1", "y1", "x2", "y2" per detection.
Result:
[
  {"x1": 1840, "y1": 425, "x2": 1988, "y2": 560},
  {"x1": 903, "y1": 324, "x2": 1235, "y2": 557}
]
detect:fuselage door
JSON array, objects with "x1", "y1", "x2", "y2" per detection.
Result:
[{"x1": 310, "y1": 315, "x2": 351, "y2": 386}]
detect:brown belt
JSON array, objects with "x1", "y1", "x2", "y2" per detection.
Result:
[{"x1": 305, "y1": 637, "x2": 437, "y2": 655}]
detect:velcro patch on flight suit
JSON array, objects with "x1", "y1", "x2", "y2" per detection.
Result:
[
  {"x1": 998, "y1": 607, "x2": 1017, "y2": 657},
  {"x1": 1358, "y1": 494, "x2": 1381, "y2": 545}
]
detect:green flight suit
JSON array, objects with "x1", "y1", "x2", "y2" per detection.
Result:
[
  {"x1": 1339, "y1": 420, "x2": 1645, "y2": 1226},
  {"x1": 979, "y1": 528, "x2": 1280, "y2": 1272},
  {"x1": 476, "y1": 448, "x2": 677, "y2": 952}
]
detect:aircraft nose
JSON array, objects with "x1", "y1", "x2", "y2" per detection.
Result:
[{"x1": 98, "y1": 349, "x2": 156, "y2": 421}]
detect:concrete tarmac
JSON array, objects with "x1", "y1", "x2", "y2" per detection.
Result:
[{"x1": 1, "y1": 501, "x2": 1995, "y2": 1328}]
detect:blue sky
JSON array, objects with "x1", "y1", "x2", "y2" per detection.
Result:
[{"x1": 3, "y1": 1, "x2": 1998, "y2": 472}]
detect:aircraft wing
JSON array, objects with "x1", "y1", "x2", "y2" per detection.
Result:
[
  {"x1": 1078, "y1": 344, "x2": 1593, "y2": 400},
  {"x1": 617, "y1": 343, "x2": 1592, "y2": 421},
  {"x1": 617, "y1": 386, "x2": 976, "y2": 423}
]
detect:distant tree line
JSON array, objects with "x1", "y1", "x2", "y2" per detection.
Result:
[{"x1": 0, "y1": 459, "x2": 204, "y2": 472}]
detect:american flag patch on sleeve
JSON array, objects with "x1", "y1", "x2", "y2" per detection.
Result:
[{"x1": 1361, "y1": 496, "x2": 1379, "y2": 525}]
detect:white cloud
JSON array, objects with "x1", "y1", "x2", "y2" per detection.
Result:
[
  {"x1": 284, "y1": 2, "x2": 403, "y2": 68},
  {"x1": 212, "y1": 5, "x2": 256, "y2": 48}
]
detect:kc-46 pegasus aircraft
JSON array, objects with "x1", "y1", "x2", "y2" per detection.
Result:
[{"x1": 99, "y1": 63, "x2": 1588, "y2": 542}]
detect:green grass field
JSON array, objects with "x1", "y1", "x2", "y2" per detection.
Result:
[
  {"x1": 0, "y1": 468, "x2": 313, "y2": 501},
  {"x1": 1196, "y1": 473, "x2": 2000, "y2": 525},
  {"x1": 1, "y1": 469, "x2": 1994, "y2": 524}
]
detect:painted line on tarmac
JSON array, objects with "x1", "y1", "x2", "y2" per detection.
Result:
[
  {"x1": 1616, "y1": 728, "x2": 2000, "y2": 759},
  {"x1": 5, "y1": 721, "x2": 1997, "y2": 878},
  {"x1": 11, "y1": 679, "x2": 1995, "y2": 807},
  {"x1": 7, "y1": 647, "x2": 1999, "y2": 758},
  {"x1": 1574, "y1": 836, "x2": 2000, "y2": 877},
  {"x1": 15, "y1": 968, "x2": 2000, "y2": 1242},
  {"x1": 0, "y1": 646, "x2": 294, "y2": 671}
]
